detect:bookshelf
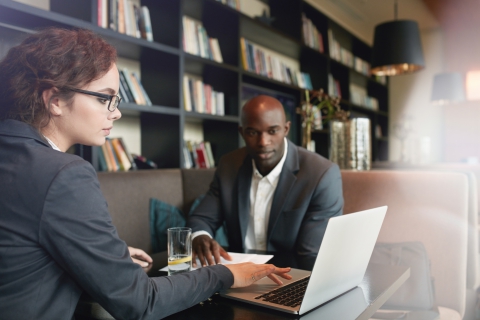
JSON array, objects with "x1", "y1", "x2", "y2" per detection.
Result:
[{"x1": 0, "y1": 0, "x2": 389, "y2": 169}]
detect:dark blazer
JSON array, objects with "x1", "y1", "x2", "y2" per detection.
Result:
[
  {"x1": 0, "y1": 120, "x2": 233, "y2": 320},
  {"x1": 187, "y1": 139, "x2": 344, "y2": 256}
]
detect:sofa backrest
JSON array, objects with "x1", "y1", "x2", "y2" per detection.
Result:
[
  {"x1": 181, "y1": 168, "x2": 216, "y2": 214},
  {"x1": 341, "y1": 170, "x2": 469, "y2": 316},
  {"x1": 97, "y1": 169, "x2": 216, "y2": 254},
  {"x1": 98, "y1": 169, "x2": 184, "y2": 253}
]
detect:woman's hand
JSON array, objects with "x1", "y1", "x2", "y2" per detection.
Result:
[
  {"x1": 225, "y1": 262, "x2": 292, "y2": 288},
  {"x1": 128, "y1": 246, "x2": 153, "y2": 267}
]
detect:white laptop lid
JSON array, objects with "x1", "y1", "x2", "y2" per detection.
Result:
[{"x1": 299, "y1": 206, "x2": 387, "y2": 314}]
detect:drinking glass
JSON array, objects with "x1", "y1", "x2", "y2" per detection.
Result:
[{"x1": 167, "y1": 227, "x2": 192, "y2": 275}]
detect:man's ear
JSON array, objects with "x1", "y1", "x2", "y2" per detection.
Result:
[
  {"x1": 42, "y1": 88, "x2": 62, "y2": 116},
  {"x1": 284, "y1": 121, "x2": 291, "y2": 136},
  {"x1": 238, "y1": 126, "x2": 243, "y2": 136}
]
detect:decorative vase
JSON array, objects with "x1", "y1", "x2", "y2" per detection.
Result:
[{"x1": 329, "y1": 118, "x2": 371, "y2": 170}]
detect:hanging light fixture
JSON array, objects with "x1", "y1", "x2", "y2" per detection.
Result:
[
  {"x1": 371, "y1": 0, "x2": 425, "y2": 76},
  {"x1": 431, "y1": 72, "x2": 465, "y2": 104}
]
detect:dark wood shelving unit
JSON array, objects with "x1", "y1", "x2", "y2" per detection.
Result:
[{"x1": 0, "y1": 0, "x2": 389, "y2": 168}]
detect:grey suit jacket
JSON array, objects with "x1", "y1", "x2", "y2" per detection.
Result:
[
  {"x1": 0, "y1": 119, "x2": 233, "y2": 320},
  {"x1": 187, "y1": 139, "x2": 344, "y2": 256}
]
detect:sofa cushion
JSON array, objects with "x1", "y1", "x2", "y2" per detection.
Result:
[
  {"x1": 149, "y1": 198, "x2": 185, "y2": 253},
  {"x1": 150, "y1": 195, "x2": 229, "y2": 253}
]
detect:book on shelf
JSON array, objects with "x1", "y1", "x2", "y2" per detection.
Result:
[
  {"x1": 184, "y1": 140, "x2": 216, "y2": 169},
  {"x1": 183, "y1": 145, "x2": 193, "y2": 169},
  {"x1": 97, "y1": 137, "x2": 137, "y2": 172},
  {"x1": 182, "y1": 16, "x2": 224, "y2": 63},
  {"x1": 196, "y1": 142, "x2": 209, "y2": 169},
  {"x1": 349, "y1": 83, "x2": 379, "y2": 110},
  {"x1": 97, "y1": 144, "x2": 108, "y2": 171},
  {"x1": 101, "y1": 143, "x2": 113, "y2": 172},
  {"x1": 328, "y1": 74, "x2": 341, "y2": 98},
  {"x1": 141, "y1": 6, "x2": 153, "y2": 41},
  {"x1": 183, "y1": 74, "x2": 225, "y2": 115},
  {"x1": 104, "y1": 138, "x2": 120, "y2": 171},
  {"x1": 97, "y1": 0, "x2": 153, "y2": 41},
  {"x1": 240, "y1": 38, "x2": 312, "y2": 89},
  {"x1": 111, "y1": 137, "x2": 132, "y2": 171},
  {"x1": 132, "y1": 72, "x2": 152, "y2": 105},
  {"x1": 204, "y1": 141, "x2": 215, "y2": 168},
  {"x1": 302, "y1": 13, "x2": 324, "y2": 53},
  {"x1": 119, "y1": 69, "x2": 151, "y2": 106}
]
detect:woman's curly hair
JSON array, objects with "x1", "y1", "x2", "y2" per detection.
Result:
[{"x1": 0, "y1": 27, "x2": 117, "y2": 129}]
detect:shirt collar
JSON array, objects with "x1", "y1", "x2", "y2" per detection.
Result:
[
  {"x1": 43, "y1": 135, "x2": 62, "y2": 152},
  {"x1": 252, "y1": 138, "x2": 288, "y2": 185}
]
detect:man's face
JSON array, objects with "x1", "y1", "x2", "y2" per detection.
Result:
[{"x1": 239, "y1": 108, "x2": 290, "y2": 175}]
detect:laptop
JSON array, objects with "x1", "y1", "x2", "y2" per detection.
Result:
[{"x1": 220, "y1": 206, "x2": 387, "y2": 315}]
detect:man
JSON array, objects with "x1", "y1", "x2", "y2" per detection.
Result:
[{"x1": 187, "y1": 95, "x2": 343, "y2": 267}]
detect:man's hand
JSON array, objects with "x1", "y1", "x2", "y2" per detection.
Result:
[
  {"x1": 192, "y1": 235, "x2": 232, "y2": 267},
  {"x1": 128, "y1": 246, "x2": 152, "y2": 267},
  {"x1": 225, "y1": 263, "x2": 292, "y2": 288}
]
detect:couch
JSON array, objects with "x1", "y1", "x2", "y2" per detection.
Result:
[{"x1": 97, "y1": 168, "x2": 474, "y2": 319}]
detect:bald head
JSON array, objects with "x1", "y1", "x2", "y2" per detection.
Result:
[{"x1": 240, "y1": 95, "x2": 286, "y2": 126}]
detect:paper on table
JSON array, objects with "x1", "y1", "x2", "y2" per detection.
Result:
[{"x1": 159, "y1": 252, "x2": 273, "y2": 272}]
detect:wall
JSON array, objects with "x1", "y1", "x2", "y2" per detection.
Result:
[
  {"x1": 423, "y1": 0, "x2": 480, "y2": 162},
  {"x1": 388, "y1": 28, "x2": 445, "y2": 163}
]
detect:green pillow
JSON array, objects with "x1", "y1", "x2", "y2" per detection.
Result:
[
  {"x1": 149, "y1": 198, "x2": 185, "y2": 253},
  {"x1": 149, "y1": 195, "x2": 229, "y2": 253}
]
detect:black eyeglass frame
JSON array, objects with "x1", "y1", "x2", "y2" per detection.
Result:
[{"x1": 65, "y1": 87, "x2": 122, "y2": 112}]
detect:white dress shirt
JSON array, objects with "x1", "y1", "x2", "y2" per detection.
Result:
[
  {"x1": 244, "y1": 138, "x2": 288, "y2": 251},
  {"x1": 43, "y1": 136, "x2": 61, "y2": 152},
  {"x1": 192, "y1": 138, "x2": 289, "y2": 251}
]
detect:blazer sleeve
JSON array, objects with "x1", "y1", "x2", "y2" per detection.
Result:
[
  {"x1": 295, "y1": 164, "x2": 344, "y2": 256},
  {"x1": 39, "y1": 160, "x2": 233, "y2": 320},
  {"x1": 186, "y1": 167, "x2": 225, "y2": 236}
]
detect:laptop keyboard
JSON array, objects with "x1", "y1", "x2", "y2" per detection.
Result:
[{"x1": 254, "y1": 276, "x2": 310, "y2": 308}]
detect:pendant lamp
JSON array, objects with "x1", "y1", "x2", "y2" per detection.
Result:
[
  {"x1": 371, "y1": 0, "x2": 425, "y2": 76},
  {"x1": 431, "y1": 72, "x2": 465, "y2": 104}
]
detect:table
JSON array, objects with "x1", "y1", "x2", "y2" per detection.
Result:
[{"x1": 144, "y1": 251, "x2": 410, "y2": 320}]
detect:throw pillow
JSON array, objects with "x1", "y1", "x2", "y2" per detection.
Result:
[
  {"x1": 149, "y1": 198, "x2": 185, "y2": 253},
  {"x1": 149, "y1": 195, "x2": 229, "y2": 253}
]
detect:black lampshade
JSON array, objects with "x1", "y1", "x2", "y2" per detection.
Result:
[
  {"x1": 431, "y1": 72, "x2": 465, "y2": 104},
  {"x1": 371, "y1": 20, "x2": 425, "y2": 76}
]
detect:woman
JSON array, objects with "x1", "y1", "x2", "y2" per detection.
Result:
[{"x1": 0, "y1": 27, "x2": 290, "y2": 320}]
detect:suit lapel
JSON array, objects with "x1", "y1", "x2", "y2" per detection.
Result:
[
  {"x1": 267, "y1": 140, "x2": 299, "y2": 242},
  {"x1": 237, "y1": 156, "x2": 252, "y2": 244}
]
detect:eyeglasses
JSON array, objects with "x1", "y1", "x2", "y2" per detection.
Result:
[{"x1": 65, "y1": 88, "x2": 122, "y2": 112}]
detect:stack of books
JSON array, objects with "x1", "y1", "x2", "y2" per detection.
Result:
[
  {"x1": 183, "y1": 75, "x2": 225, "y2": 115},
  {"x1": 240, "y1": 38, "x2": 313, "y2": 89},
  {"x1": 354, "y1": 57, "x2": 370, "y2": 76},
  {"x1": 182, "y1": 16, "x2": 223, "y2": 63},
  {"x1": 97, "y1": 0, "x2": 153, "y2": 41},
  {"x1": 98, "y1": 137, "x2": 137, "y2": 172},
  {"x1": 328, "y1": 29, "x2": 371, "y2": 76},
  {"x1": 328, "y1": 74, "x2": 342, "y2": 98},
  {"x1": 118, "y1": 69, "x2": 152, "y2": 106},
  {"x1": 349, "y1": 84, "x2": 379, "y2": 111},
  {"x1": 302, "y1": 14, "x2": 324, "y2": 53},
  {"x1": 184, "y1": 140, "x2": 215, "y2": 169}
]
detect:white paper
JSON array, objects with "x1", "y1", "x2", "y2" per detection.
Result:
[{"x1": 159, "y1": 252, "x2": 273, "y2": 272}]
